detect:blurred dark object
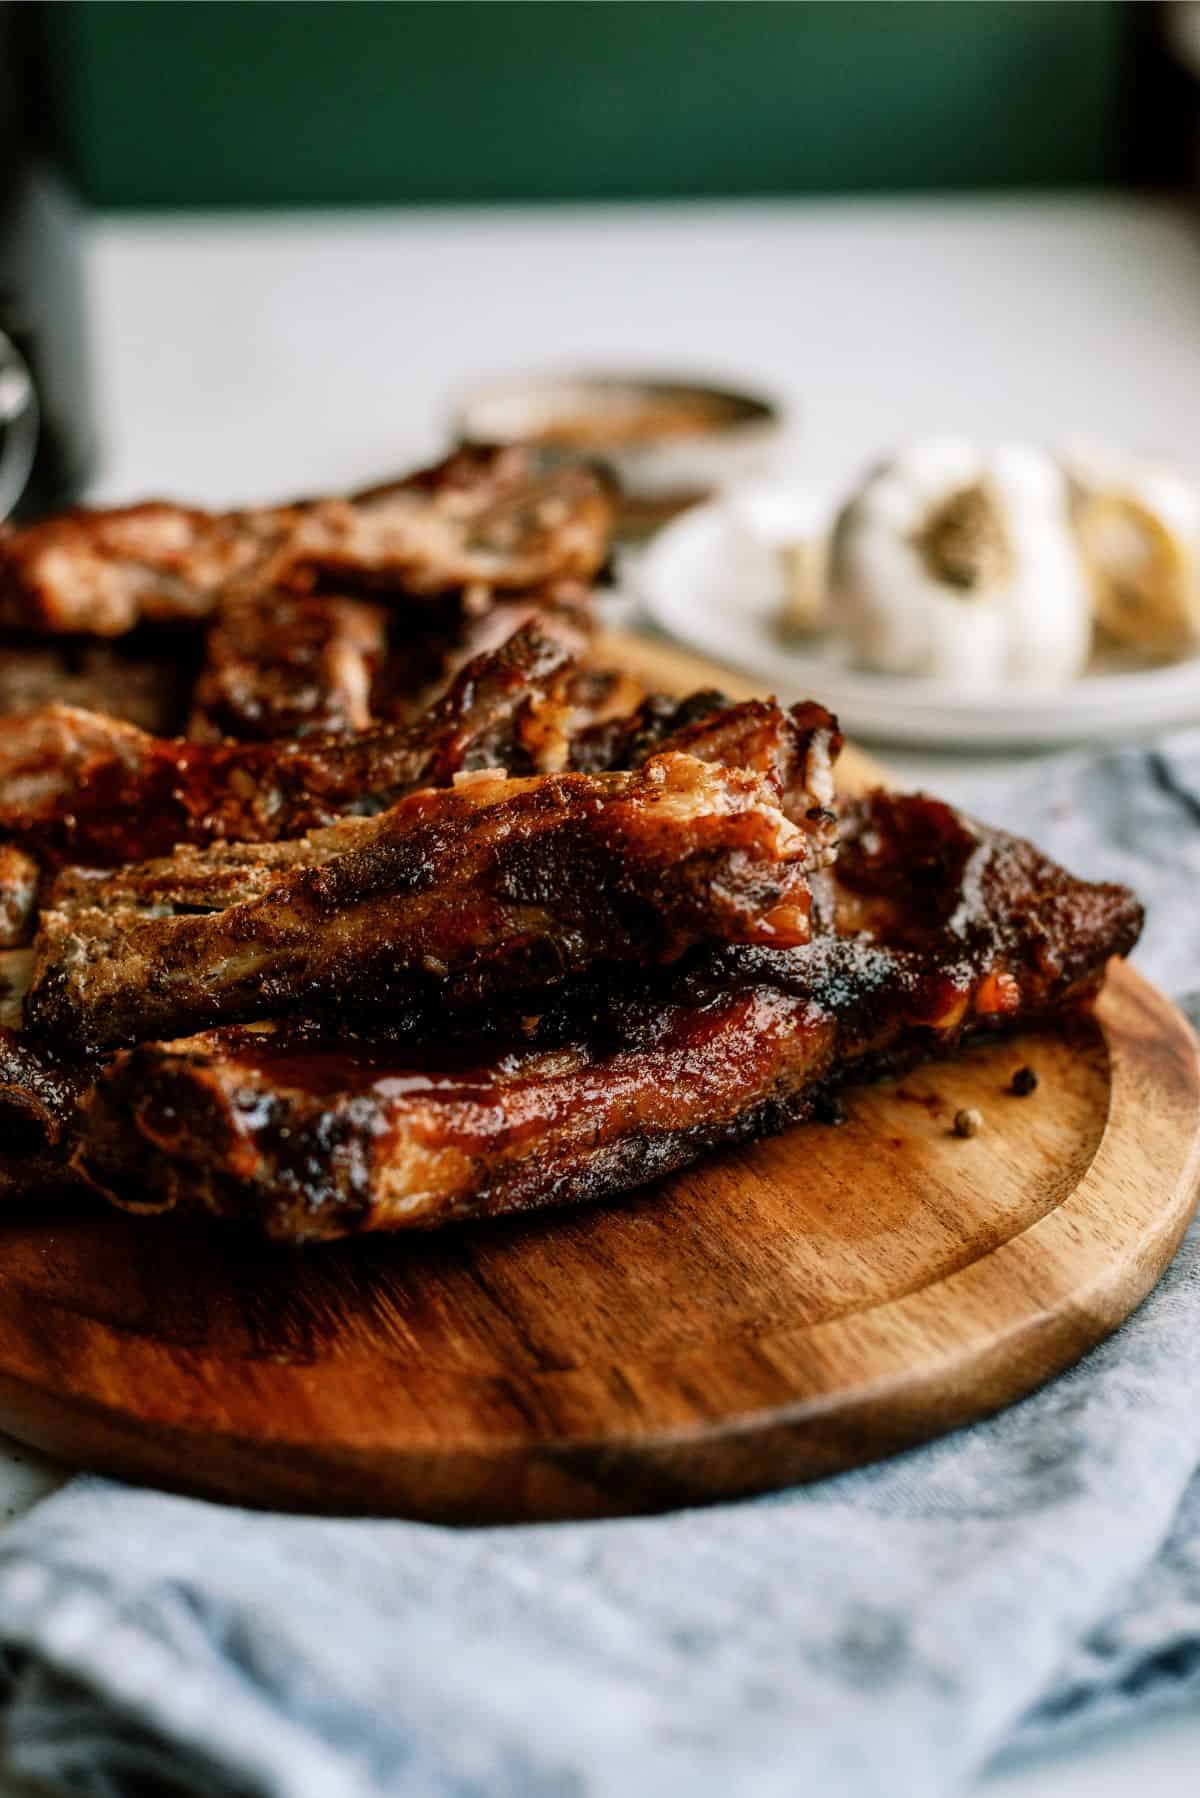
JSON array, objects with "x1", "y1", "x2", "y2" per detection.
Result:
[
  {"x1": 457, "y1": 374, "x2": 781, "y2": 539},
  {"x1": 1162, "y1": 2, "x2": 1200, "y2": 184},
  {"x1": 0, "y1": 1, "x2": 95, "y2": 519}
]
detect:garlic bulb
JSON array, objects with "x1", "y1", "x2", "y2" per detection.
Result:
[
  {"x1": 1066, "y1": 446, "x2": 1200, "y2": 654},
  {"x1": 723, "y1": 484, "x2": 830, "y2": 638},
  {"x1": 828, "y1": 439, "x2": 1092, "y2": 687}
]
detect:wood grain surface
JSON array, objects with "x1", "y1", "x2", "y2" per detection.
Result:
[{"x1": 1, "y1": 634, "x2": 1196, "y2": 1521}]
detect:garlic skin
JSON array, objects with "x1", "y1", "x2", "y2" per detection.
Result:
[
  {"x1": 1066, "y1": 445, "x2": 1200, "y2": 655},
  {"x1": 725, "y1": 484, "x2": 831, "y2": 639},
  {"x1": 829, "y1": 439, "x2": 1092, "y2": 687}
]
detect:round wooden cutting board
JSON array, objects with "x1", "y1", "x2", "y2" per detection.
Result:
[{"x1": 1, "y1": 635, "x2": 1197, "y2": 1521}]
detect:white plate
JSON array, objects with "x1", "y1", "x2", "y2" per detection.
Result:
[{"x1": 634, "y1": 497, "x2": 1200, "y2": 750}]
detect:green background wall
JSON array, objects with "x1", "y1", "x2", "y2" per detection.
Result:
[{"x1": 45, "y1": 1, "x2": 1134, "y2": 209}]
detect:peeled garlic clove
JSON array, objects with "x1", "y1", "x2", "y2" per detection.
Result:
[
  {"x1": 1067, "y1": 450, "x2": 1200, "y2": 654},
  {"x1": 829, "y1": 439, "x2": 1091, "y2": 687}
]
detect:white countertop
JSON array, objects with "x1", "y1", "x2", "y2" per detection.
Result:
[{"x1": 4, "y1": 195, "x2": 1200, "y2": 1794}]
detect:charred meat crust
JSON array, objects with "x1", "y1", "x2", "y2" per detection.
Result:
[
  {"x1": 0, "y1": 447, "x2": 614, "y2": 639},
  {"x1": 272, "y1": 447, "x2": 615, "y2": 601},
  {"x1": 0, "y1": 1027, "x2": 90, "y2": 1154},
  {"x1": 39, "y1": 692, "x2": 842, "y2": 925},
  {"x1": 370, "y1": 587, "x2": 595, "y2": 728},
  {"x1": 566, "y1": 689, "x2": 730, "y2": 772},
  {"x1": 187, "y1": 593, "x2": 389, "y2": 742},
  {"x1": 77, "y1": 792, "x2": 1143, "y2": 1241},
  {"x1": 0, "y1": 951, "x2": 93, "y2": 1186},
  {"x1": 573, "y1": 693, "x2": 840, "y2": 817},
  {"x1": 0, "y1": 624, "x2": 576, "y2": 865},
  {"x1": 26, "y1": 754, "x2": 820, "y2": 1052},
  {"x1": 834, "y1": 789, "x2": 1144, "y2": 994}
]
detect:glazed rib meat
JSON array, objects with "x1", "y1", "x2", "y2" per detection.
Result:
[
  {"x1": 187, "y1": 592, "x2": 389, "y2": 741},
  {"x1": 78, "y1": 791, "x2": 1143, "y2": 1240},
  {"x1": 27, "y1": 751, "x2": 823, "y2": 1052},
  {"x1": 31, "y1": 689, "x2": 838, "y2": 955},
  {"x1": 0, "y1": 624, "x2": 577, "y2": 864},
  {"x1": 0, "y1": 500, "x2": 300, "y2": 637},
  {"x1": 373, "y1": 586, "x2": 596, "y2": 726},
  {"x1": 266, "y1": 448, "x2": 614, "y2": 602},
  {"x1": 0, "y1": 620, "x2": 842, "y2": 876},
  {"x1": 636, "y1": 697, "x2": 840, "y2": 840},
  {"x1": 38, "y1": 691, "x2": 839, "y2": 930},
  {"x1": 0, "y1": 950, "x2": 90, "y2": 1196},
  {"x1": 42, "y1": 826, "x2": 384, "y2": 920},
  {"x1": 565, "y1": 686, "x2": 729, "y2": 773},
  {"x1": 0, "y1": 448, "x2": 614, "y2": 638}
]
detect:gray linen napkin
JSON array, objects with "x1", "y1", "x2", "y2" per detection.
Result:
[{"x1": 4, "y1": 734, "x2": 1200, "y2": 1798}]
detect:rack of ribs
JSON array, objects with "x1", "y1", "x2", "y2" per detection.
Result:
[
  {"x1": 0, "y1": 622, "x2": 839, "y2": 872},
  {"x1": 0, "y1": 447, "x2": 614, "y2": 638},
  {"x1": 25, "y1": 749, "x2": 828, "y2": 1052},
  {"x1": 268, "y1": 448, "x2": 615, "y2": 602},
  {"x1": 77, "y1": 792, "x2": 1142, "y2": 1241},
  {"x1": 0, "y1": 441, "x2": 1145, "y2": 1248},
  {"x1": 34, "y1": 690, "x2": 835, "y2": 920},
  {"x1": 0, "y1": 674, "x2": 842, "y2": 1197},
  {"x1": 0, "y1": 624, "x2": 580, "y2": 864}
]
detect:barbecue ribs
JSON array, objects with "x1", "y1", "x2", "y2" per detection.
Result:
[
  {"x1": 0, "y1": 620, "x2": 840, "y2": 871},
  {"x1": 0, "y1": 949, "x2": 89, "y2": 1197},
  {"x1": 78, "y1": 792, "x2": 1142, "y2": 1240},
  {"x1": 0, "y1": 448, "x2": 613, "y2": 637},
  {"x1": 0, "y1": 501, "x2": 272, "y2": 636},
  {"x1": 0, "y1": 441, "x2": 1145, "y2": 1247},
  {"x1": 31, "y1": 692, "x2": 836, "y2": 928},
  {"x1": 187, "y1": 592, "x2": 390, "y2": 741},
  {"x1": 262, "y1": 449, "x2": 614, "y2": 602},
  {"x1": 0, "y1": 624, "x2": 578, "y2": 864},
  {"x1": 27, "y1": 750, "x2": 826, "y2": 1051}
]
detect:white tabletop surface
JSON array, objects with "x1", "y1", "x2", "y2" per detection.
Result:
[{"x1": 3, "y1": 195, "x2": 1199, "y2": 1794}]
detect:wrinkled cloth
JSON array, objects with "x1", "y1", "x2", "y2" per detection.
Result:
[{"x1": 4, "y1": 734, "x2": 1200, "y2": 1798}]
